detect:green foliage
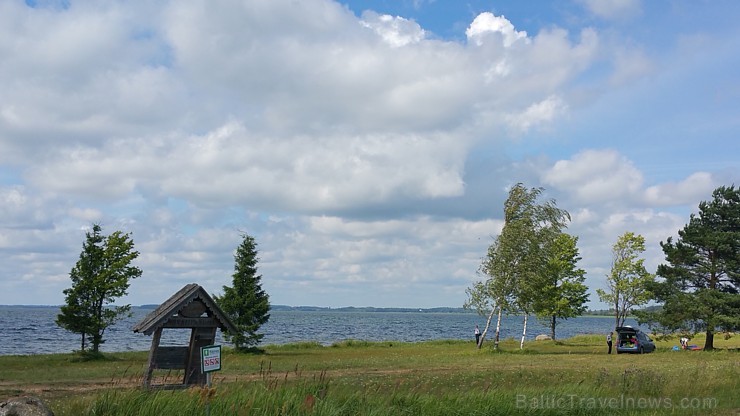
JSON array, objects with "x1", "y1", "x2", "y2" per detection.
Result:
[
  {"x1": 215, "y1": 233, "x2": 271, "y2": 350},
  {"x1": 497, "y1": 184, "x2": 571, "y2": 315},
  {"x1": 641, "y1": 185, "x2": 740, "y2": 350},
  {"x1": 596, "y1": 231, "x2": 655, "y2": 330},
  {"x1": 56, "y1": 224, "x2": 142, "y2": 353},
  {"x1": 533, "y1": 233, "x2": 589, "y2": 340},
  {"x1": 468, "y1": 183, "x2": 570, "y2": 348}
]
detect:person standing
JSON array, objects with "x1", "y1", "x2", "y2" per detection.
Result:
[
  {"x1": 474, "y1": 325, "x2": 481, "y2": 345},
  {"x1": 606, "y1": 331, "x2": 613, "y2": 354}
]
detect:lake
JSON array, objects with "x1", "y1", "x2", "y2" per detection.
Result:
[{"x1": 0, "y1": 306, "x2": 638, "y2": 355}]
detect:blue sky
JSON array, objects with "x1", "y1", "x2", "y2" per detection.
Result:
[{"x1": 0, "y1": 0, "x2": 738, "y2": 308}]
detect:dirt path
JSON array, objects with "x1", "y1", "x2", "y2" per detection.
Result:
[{"x1": 1, "y1": 367, "x2": 419, "y2": 400}]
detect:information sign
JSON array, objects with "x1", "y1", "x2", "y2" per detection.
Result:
[{"x1": 201, "y1": 345, "x2": 221, "y2": 373}]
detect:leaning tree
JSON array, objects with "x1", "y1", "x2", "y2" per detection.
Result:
[
  {"x1": 56, "y1": 224, "x2": 142, "y2": 353},
  {"x1": 466, "y1": 183, "x2": 569, "y2": 349}
]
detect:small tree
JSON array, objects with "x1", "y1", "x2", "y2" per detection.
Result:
[
  {"x1": 533, "y1": 233, "x2": 589, "y2": 340},
  {"x1": 215, "y1": 233, "x2": 271, "y2": 350},
  {"x1": 56, "y1": 224, "x2": 142, "y2": 353},
  {"x1": 597, "y1": 231, "x2": 654, "y2": 330}
]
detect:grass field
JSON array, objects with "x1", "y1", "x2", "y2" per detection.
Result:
[{"x1": 0, "y1": 334, "x2": 738, "y2": 415}]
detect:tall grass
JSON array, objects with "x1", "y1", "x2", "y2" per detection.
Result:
[
  {"x1": 52, "y1": 368, "x2": 738, "y2": 416},
  {"x1": 3, "y1": 334, "x2": 737, "y2": 415}
]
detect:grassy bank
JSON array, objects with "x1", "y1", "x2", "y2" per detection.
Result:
[{"x1": 1, "y1": 335, "x2": 738, "y2": 415}]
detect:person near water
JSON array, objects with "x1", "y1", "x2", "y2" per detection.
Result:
[
  {"x1": 474, "y1": 325, "x2": 481, "y2": 345},
  {"x1": 606, "y1": 331, "x2": 613, "y2": 354}
]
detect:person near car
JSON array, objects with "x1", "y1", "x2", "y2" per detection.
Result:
[{"x1": 606, "y1": 331, "x2": 613, "y2": 354}]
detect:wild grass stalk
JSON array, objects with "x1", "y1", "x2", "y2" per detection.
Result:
[{"x1": 3, "y1": 334, "x2": 736, "y2": 415}]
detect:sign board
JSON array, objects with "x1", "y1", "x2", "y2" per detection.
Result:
[{"x1": 201, "y1": 345, "x2": 221, "y2": 373}]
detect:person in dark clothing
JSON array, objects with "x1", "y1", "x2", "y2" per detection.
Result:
[{"x1": 606, "y1": 331, "x2": 613, "y2": 354}]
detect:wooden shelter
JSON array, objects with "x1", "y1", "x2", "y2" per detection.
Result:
[{"x1": 133, "y1": 283, "x2": 237, "y2": 388}]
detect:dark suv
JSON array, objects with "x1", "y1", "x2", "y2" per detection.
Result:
[{"x1": 616, "y1": 326, "x2": 656, "y2": 354}]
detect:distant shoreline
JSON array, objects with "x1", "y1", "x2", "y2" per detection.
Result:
[{"x1": 0, "y1": 304, "x2": 624, "y2": 317}]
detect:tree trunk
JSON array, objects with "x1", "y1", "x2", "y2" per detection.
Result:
[
  {"x1": 520, "y1": 314, "x2": 528, "y2": 349},
  {"x1": 704, "y1": 329, "x2": 714, "y2": 351},
  {"x1": 478, "y1": 306, "x2": 496, "y2": 349},
  {"x1": 705, "y1": 273, "x2": 717, "y2": 351},
  {"x1": 614, "y1": 299, "x2": 619, "y2": 330},
  {"x1": 494, "y1": 307, "x2": 502, "y2": 350},
  {"x1": 550, "y1": 315, "x2": 556, "y2": 340}
]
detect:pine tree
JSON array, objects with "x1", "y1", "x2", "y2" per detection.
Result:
[
  {"x1": 216, "y1": 233, "x2": 271, "y2": 350},
  {"x1": 644, "y1": 185, "x2": 740, "y2": 350}
]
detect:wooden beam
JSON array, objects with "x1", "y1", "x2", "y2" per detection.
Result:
[
  {"x1": 153, "y1": 346, "x2": 188, "y2": 370},
  {"x1": 163, "y1": 317, "x2": 218, "y2": 328}
]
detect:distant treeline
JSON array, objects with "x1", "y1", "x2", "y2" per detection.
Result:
[
  {"x1": 585, "y1": 305, "x2": 662, "y2": 316},
  {"x1": 584, "y1": 309, "x2": 614, "y2": 316},
  {"x1": 133, "y1": 304, "x2": 662, "y2": 315},
  {"x1": 269, "y1": 305, "x2": 476, "y2": 313}
]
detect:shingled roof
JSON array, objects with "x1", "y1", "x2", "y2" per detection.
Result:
[{"x1": 132, "y1": 283, "x2": 238, "y2": 336}]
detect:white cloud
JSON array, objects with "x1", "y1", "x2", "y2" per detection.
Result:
[
  {"x1": 466, "y1": 12, "x2": 528, "y2": 47},
  {"x1": 506, "y1": 95, "x2": 568, "y2": 133},
  {"x1": 68, "y1": 207, "x2": 103, "y2": 222},
  {"x1": 267, "y1": 215, "x2": 502, "y2": 297},
  {"x1": 0, "y1": 0, "x2": 735, "y2": 309},
  {"x1": 27, "y1": 123, "x2": 469, "y2": 211},
  {"x1": 542, "y1": 149, "x2": 644, "y2": 203},
  {"x1": 360, "y1": 11, "x2": 426, "y2": 47},
  {"x1": 644, "y1": 172, "x2": 718, "y2": 206},
  {"x1": 10, "y1": 3, "x2": 607, "y2": 212},
  {"x1": 0, "y1": 186, "x2": 57, "y2": 230}
]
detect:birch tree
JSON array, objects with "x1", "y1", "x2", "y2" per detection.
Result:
[
  {"x1": 467, "y1": 237, "x2": 515, "y2": 349},
  {"x1": 466, "y1": 183, "x2": 569, "y2": 349},
  {"x1": 597, "y1": 232, "x2": 655, "y2": 330}
]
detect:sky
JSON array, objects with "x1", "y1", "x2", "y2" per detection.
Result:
[{"x1": 1, "y1": 0, "x2": 738, "y2": 309}]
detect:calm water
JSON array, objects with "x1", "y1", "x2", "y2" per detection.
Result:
[{"x1": 0, "y1": 306, "x2": 638, "y2": 355}]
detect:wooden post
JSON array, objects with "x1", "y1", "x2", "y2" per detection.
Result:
[
  {"x1": 144, "y1": 327, "x2": 162, "y2": 388},
  {"x1": 184, "y1": 327, "x2": 217, "y2": 386}
]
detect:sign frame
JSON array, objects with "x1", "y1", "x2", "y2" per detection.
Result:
[{"x1": 200, "y1": 344, "x2": 222, "y2": 374}]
